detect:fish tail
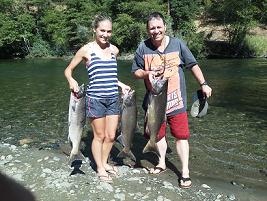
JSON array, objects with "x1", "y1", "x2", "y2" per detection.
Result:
[
  {"x1": 142, "y1": 140, "x2": 160, "y2": 157},
  {"x1": 117, "y1": 148, "x2": 136, "y2": 162},
  {"x1": 69, "y1": 151, "x2": 85, "y2": 165},
  {"x1": 116, "y1": 134, "x2": 125, "y2": 147}
]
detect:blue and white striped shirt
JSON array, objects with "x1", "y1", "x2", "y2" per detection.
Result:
[{"x1": 86, "y1": 52, "x2": 119, "y2": 99}]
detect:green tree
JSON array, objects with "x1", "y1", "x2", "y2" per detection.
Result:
[
  {"x1": 41, "y1": 8, "x2": 69, "y2": 55},
  {"x1": 208, "y1": 0, "x2": 261, "y2": 56},
  {"x1": 170, "y1": 0, "x2": 206, "y2": 57},
  {"x1": 0, "y1": 1, "x2": 36, "y2": 58},
  {"x1": 112, "y1": 13, "x2": 146, "y2": 52},
  {"x1": 111, "y1": 0, "x2": 167, "y2": 52},
  {"x1": 64, "y1": 0, "x2": 97, "y2": 52},
  {"x1": 170, "y1": 0, "x2": 202, "y2": 35}
]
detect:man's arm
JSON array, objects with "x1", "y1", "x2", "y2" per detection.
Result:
[
  {"x1": 133, "y1": 69, "x2": 150, "y2": 79},
  {"x1": 191, "y1": 64, "x2": 212, "y2": 98}
]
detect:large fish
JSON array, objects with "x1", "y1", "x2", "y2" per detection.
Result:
[
  {"x1": 68, "y1": 84, "x2": 86, "y2": 162},
  {"x1": 143, "y1": 78, "x2": 168, "y2": 157},
  {"x1": 117, "y1": 89, "x2": 137, "y2": 161}
]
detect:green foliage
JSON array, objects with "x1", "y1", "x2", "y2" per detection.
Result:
[
  {"x1": 0, "y1": 0, "x2": 35, "y2": 57},
  {"x1": 28, "y1": 37, "x2": 53, "y2": 58},
  {"x1": 16, "y1": 13, "x2": 36, "y2": 39},
  {"x1": 0, "y1": 0, "x2": 265, "y2": 58},
  {"x1": 174, "y1": 31, "x2": 207, "y2": 59},
  {"x1": 116, "y1": 0, "x2": 166, "y2": 20},
  {"x1": 112, "y1": 0, "x2": 167, "y2": 53},
  {"x1": 207, "y1": 0, "x2": 262, "y2": 55},
  {"x1": 170, "y1": 0, "x2": 205, "y2": 58},
  {"x1": 170, "y1": 0, "x2": 203, "y2": 34},
  {"x1": 256, "y1": 0, "x2": 267, "y2": 25},
  {"x1": 112, "y1": 14, "x2": 146, "y2": 52},
  {"x1": 111, "y1": 0, "x2": 166, "y2": 52},
  {"x1": 0, "y1": 13, "x2": 18, "y2": 46},
  {"x1": 41, "y1": 9, "x2": 69, "y2": 50},
  {"x1": 243, "y1": 35, "x2": 267, "y2": 57},
  {"x1": 63, "y1": 0, "x2": 98, "y2": 51}
]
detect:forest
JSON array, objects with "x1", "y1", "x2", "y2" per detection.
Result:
[{"x1": 0, "y1": 0, "x2": 266, "y2": 59}]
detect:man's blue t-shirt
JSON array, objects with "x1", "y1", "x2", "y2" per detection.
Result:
[{"x1": 132, "y1": 36, "x2": 197, "y2": 116}]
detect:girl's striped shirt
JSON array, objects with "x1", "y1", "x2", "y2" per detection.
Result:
[{"x1": 86, "y1": 52, "x2": 119, "y2": 99}]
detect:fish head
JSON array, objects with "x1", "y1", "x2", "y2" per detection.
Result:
[
  {"x1": 151, "y1": 77, "x2": 168, "y2": 95},
  {"x1": 122, "y1": 89, "x2": 136, "y2": 106},
  {"x1": 73, "y1": 84, "x2": 85, "y2": 99}
]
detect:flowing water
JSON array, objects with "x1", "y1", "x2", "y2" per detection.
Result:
[{"x1": 0, "y1": 58, "x2": 266, "y2": 187}]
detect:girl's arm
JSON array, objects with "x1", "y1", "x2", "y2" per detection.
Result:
[{"x1": 64, "y1": 47, "x2": 87, "y2": 92}]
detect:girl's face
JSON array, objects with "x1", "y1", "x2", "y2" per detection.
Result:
[
  {"x1": 94, "y1": 20, "x2": 112, "y2": 45},
  {"x1": 147, "y1": 17, "x2": 166, "y2": 43}
]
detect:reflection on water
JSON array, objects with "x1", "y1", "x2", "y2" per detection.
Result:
[{"x1": 0, "y1": 58, "x2": 266, "y2": 185}]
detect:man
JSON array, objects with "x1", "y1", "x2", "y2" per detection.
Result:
[{"x1": 131, "y1": 12, "x2": 212, "y2": 188}]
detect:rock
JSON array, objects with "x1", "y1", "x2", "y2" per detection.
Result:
[
  {"x1": 97, "y1": 182, "x2": 113, "y2": 192},
  {"x1": 146, "y1": 187, "x2": 152, "y2": 191},
  {"x1": 163, "y1": 181, "x2": 174, "y2": 190},
  {"x1": 4, "y1": 125, "x2": 12, "y2": 129},
  {"x1": 114, "y1": 193, "x2": 126, "y2": 201},
  {"x1": 53, "y1": 156, "x2": 60, "y2": 161},
  {"x1": 228, "y1": 194, "x2": 236, "y2": 200},
  {"x1": 42, "y1": 168, "x2": 52, "y2": 174},
  {"x1": 10, "y1": 145, "x2": 17, "y2": 150},
  {"x1": 19, "y1": 138, "x2": 33, "y2": 145},
  {"x1": 6, "y1": 155, "x2": 13, "y2": 160},
  {"x1": 201, "y1": 184, "x2": 211, "y2": 189}
]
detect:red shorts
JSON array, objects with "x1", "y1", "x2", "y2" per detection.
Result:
[{"x1": 144, "y1": 112, "x2": 190, "y2": 141}]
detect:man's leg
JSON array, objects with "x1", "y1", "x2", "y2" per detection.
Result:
[
  {"x1": 176, "y1": 139, "x2": 190, "y2": 177},
  {"x1": 169, "y1": 112, "x2": 192, "y2": 188},
  {"x1": 149, "y1": 137, "x2": 167, "y2": 174}
]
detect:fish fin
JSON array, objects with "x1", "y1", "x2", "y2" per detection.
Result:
[
  {"x1": 117, "y1": 148, "x2": 136, "y2": 162},
  {"x1": 70, "y1": 168, "x2": 85, "y2": 176},
  {"x1": 69, "y1": 152, "x2": 85, "y2": 165},
  {"x1": 116, "y1": 134, "x2": 125, "y2": 147},
  {"x1": 143, "y1": 140, "x2": 160, "y2": 157}
]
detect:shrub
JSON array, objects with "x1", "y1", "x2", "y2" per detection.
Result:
[
  {"x1": 28, "y1": 38, "x2": 54, "y2": 58},
  {"x1": 244, "y1": 35, "x2": 267, "y2": 57}
]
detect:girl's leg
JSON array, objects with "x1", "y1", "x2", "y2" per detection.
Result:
[
  {"x1": 102, "y1": 115, "x2": 119, "y2": 171},
  {"x1": 90, "y1": 117, "x2": 108, "y2": 176}
]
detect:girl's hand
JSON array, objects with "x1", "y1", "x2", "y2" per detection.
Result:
[
  {"x1": 69, "y1": 78, "x2": 79, "y2": 93},
  {"x1": 118, "y1": 81, "x2": 131, "y2": 94},
  {"x1": 121, "y1": 84, "x2": 131, "y2": 95}
]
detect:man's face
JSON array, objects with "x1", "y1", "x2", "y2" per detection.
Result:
[{"x1": 147, "y1": 17, "x2": 166, "y2": 43}]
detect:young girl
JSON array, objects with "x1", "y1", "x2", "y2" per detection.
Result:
[{"x1": 64, "y1": 14, "x2": 130, "y2": 183}]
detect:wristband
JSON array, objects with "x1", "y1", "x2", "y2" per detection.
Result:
[{"x1": 200, "y1": 81, "x2": 208, "y2": 86}]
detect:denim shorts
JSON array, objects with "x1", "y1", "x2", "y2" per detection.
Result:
[{"x1": 86, "y1": 96, "x2": 120, "y2": 118}]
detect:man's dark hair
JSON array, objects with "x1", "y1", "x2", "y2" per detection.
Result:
[{"x1": 146, "y1": 12, "x2": 166, "y2": 28}]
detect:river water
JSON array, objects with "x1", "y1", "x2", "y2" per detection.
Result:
[{"x1": 0, "y1": 58, "x2": 266, "y2": 187}]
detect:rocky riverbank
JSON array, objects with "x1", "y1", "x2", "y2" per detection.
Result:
[{"x1": 1, "y1": 142, "x2": 266, "y2": 201}]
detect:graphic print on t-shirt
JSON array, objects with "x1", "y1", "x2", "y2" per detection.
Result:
[{"x1": 144, "y1": 52, "x2": 184, "y2": 114}]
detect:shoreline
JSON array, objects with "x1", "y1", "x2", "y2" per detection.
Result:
[{"x1": 1, "y1": 142, "x2": 266, "y2": 201}]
